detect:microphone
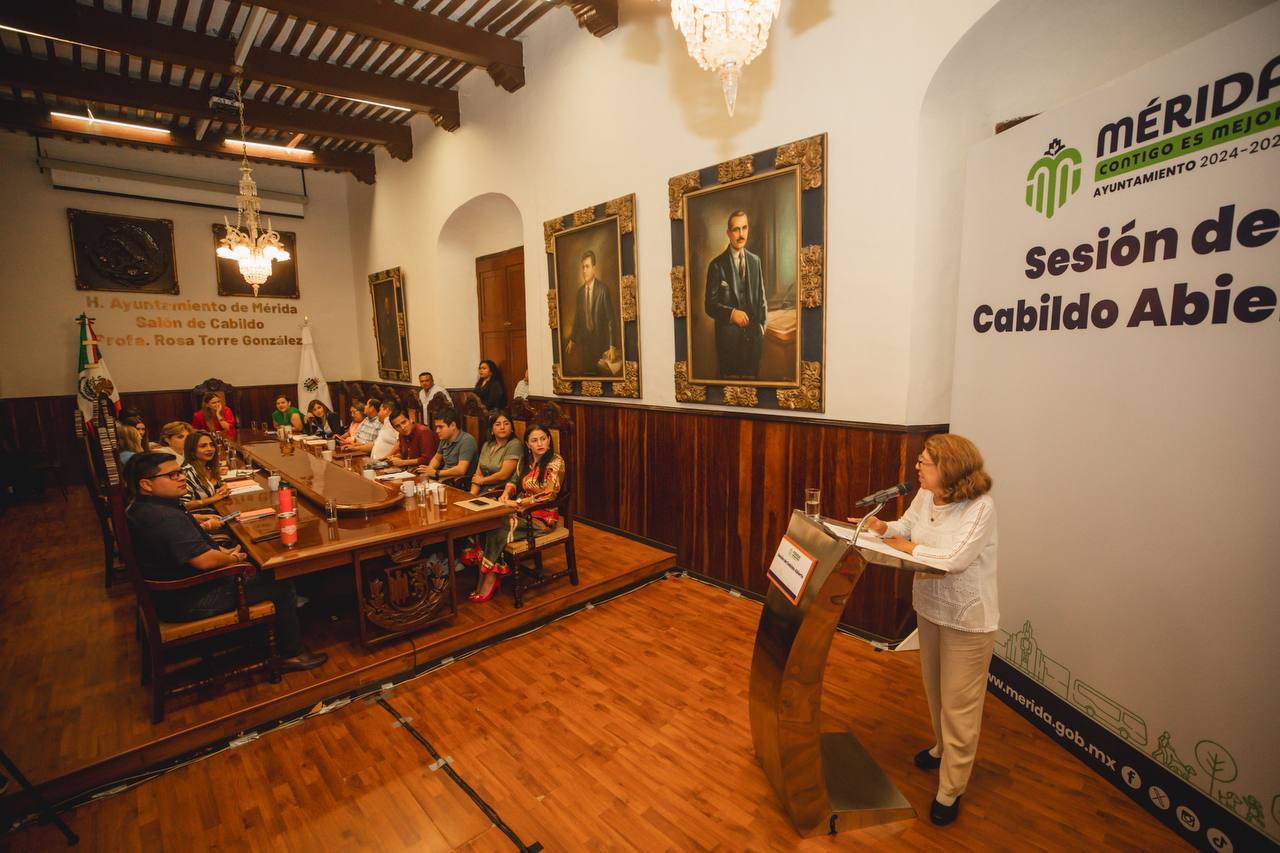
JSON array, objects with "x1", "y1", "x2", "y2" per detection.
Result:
[{"x1": 855, "y1": 482, "x2": 913, "y2": 507}]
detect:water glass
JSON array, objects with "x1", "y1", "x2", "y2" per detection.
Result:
[
  {"x1": 804, "y1": 488, "x2": 821, "y2": 520},
  {"x1": 325, "y1": 499, "x2": 338, "y2": 523}
]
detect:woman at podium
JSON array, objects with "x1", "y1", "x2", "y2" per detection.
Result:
[{"x1": 858, "y1": 434, "x2": 997, "y2": 826}]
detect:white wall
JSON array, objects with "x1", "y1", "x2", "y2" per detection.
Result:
[
  {"x1": 351, "y1": 0, "x2": 997, "y2": 420},
  {"x1": 0, "y1": 133, "x2": 362, "y2": 398}
]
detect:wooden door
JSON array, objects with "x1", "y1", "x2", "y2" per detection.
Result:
[{"x1": 475, "y1": 246, "x2": 527, "y2": 399}]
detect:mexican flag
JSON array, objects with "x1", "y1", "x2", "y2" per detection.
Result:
[
  {"x1": 76, "y1": 313, "x2": 120, "y2": 423},
  {"x1": 296, "y1": 318, "x2": 332, "y2": 413}
]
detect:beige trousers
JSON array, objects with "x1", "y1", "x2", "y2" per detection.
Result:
[{"x1": 917, "y1": 615, "x2": 997, "y2": 798}]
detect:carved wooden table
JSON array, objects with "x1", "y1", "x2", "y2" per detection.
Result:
[{"x1": 215, "y1": 432, "x2": 514, "y2": 647}]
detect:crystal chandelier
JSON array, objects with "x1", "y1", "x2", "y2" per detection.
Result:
[
  {"x1": 670, "y1": 0, "x2": 781, "y2": 117},
  {"x1": 215, "y1": 79, "x2": 290, "y2": 295}
]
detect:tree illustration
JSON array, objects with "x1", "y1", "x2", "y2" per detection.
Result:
[{"x1": 1194, "y1": 740, "x2": 1238, "y2": 798}]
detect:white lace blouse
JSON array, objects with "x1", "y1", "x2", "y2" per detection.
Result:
[{"x1": 882, "y1": 489, "x2": 999, "y2": 633}]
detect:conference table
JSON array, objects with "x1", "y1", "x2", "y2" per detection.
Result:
[{"x1": 213, "y1": 430, "x2": 514, "y2": 647}]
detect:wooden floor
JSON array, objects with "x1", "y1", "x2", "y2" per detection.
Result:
[
  {"x1": 0, "y1": 490, "x2": 673, "y2": 812},
  {"x1": 2, "y1": 569, "x2": 1176, "y2": 850}
]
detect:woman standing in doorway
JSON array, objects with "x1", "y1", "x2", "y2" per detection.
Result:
[
  {"x1": 856, "y1": 434, "x2": 997, "y2": 826},
  {"x1": 473, "y1": 360, "x2": 506, "y2": 410}
]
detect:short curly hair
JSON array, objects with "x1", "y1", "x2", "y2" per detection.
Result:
[{"x1": 924, "y1": 434, "x2": 992, "y2": 503}]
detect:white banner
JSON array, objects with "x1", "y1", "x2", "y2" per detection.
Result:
[{"x1": 953, "y1": 6, "x2": 1279, "y2": 850}]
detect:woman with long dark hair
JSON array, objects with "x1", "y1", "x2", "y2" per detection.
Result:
[
  {"x1": 469, "y1": 410, "x2": 522, "y2": 495},
  {"x1": 303, "y1": 399, "x2": 343, "y2": 437},
  {"x1": 469, "y1": 423, "x2": 564, "y2": 602},
  {"x1": 180, "y1": 430, "x2": 230, "y2": 511},
  {"x1": 473, "y1": 359, "x2": 506, "y2": 410}
]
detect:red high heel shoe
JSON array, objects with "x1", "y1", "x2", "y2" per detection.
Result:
[{"x1": 470, "y1": 578, "x2": 501, "y2": 603}]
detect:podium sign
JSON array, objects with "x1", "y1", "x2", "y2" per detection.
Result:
[{"x1": 749, "y1": 510, "x2": 936, "y2": 836}]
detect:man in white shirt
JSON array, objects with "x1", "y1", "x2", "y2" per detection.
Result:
[{"x1": 418, "y1": 372, "x2": 449, "y2": 421}]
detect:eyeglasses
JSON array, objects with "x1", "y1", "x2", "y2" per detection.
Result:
[
  {"x1": 916, "y1": 456, "x2": 937, "y2": 468},
  {"x1": 144, "y1": 470, "x2": 186, "y2": 481}
]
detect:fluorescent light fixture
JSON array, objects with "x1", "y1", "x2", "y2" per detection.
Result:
[
  {"x1": 224, "y1": 138, "x2": 314, "y2": 156},
  {"x1": 0, "y1": 23, "x2": 106, "y2": 51},
  {"x1": 50, "y1": 110, "x2": 171, "y2": 136},
  {"x1": 315, "y1": 92, "x2": 411, "y2": 113}
]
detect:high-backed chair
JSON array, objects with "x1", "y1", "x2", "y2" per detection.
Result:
[
  {"x1": 110, "y1": 486, "x2": 280, "y2": 722},
  {"x1": 503, "y1": 406, "x2": 577, "y2": 608},
  {"x1": 191, "y1": 378, "x2": 237, "y2": 418},
  {"x1": 76, "y1": 409, "x2": 122, "y2": 587}
]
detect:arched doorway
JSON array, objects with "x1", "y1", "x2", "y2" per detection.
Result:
[{"x1": 436, "y1": 193, "x2": 525, "y2": 400}]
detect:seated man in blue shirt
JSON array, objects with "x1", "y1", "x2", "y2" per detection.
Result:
[
  {"x1": 124, "y1": 452, "x2": 327, "y2": 672},
  {"x1": 416, "y1": 409, "x2": 478, "y2": 484}
]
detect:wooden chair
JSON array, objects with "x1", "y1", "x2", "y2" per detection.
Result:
[
  {"x1": 502, "y1": 406, "x2": 577, "y2": 608},
  {"x1": 76, "y1": 410, "x2": 124, "y2": 587},
  {"x1": 107, "y1": 469, "x2": 279, "y2": 722}
]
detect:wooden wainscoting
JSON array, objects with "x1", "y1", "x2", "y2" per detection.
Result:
[
  {"x1": 0, "y1": 382, "x2": 320, "y2": 486},
  {"x1": 546, "y1": 398, "x2": 945, "y2": 642}
]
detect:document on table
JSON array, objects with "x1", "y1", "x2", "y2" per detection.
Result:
[
  {"x1": 375, "y1": 471, "x2": 414, "y2": 481},
  {"x1": 227, "y1": 481, "x2": 265, "y2": 495}
]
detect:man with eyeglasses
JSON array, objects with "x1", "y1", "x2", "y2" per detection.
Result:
[{"x1": 124, "y1": 452, "x2": 326, "y2": 672}]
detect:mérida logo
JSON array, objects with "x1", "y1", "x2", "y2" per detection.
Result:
[{"x1": 1026, "y1": 138, "x2": 1083, "y2": 220}]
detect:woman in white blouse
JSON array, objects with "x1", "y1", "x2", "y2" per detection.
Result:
[{"x1": 856, "y1": 433, "x2": 996, "y2": 827}]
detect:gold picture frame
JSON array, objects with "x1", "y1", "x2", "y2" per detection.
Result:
[
  {"x1": 668, "y1": 134, "x2": 827, "y2": 411},
  {"x1": 544, "y1": 193, "x2": 641, "y2": 399},
  {"x1": 369, "y1": 267, "x2": 410, "y2": 382}
]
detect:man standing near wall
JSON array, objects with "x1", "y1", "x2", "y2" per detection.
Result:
[
  {"x1": 704, "y1": 210, "x2": 767, "y2": 379},
  {"x1": 418, "y1": 372, "x2": 449, "y2": 421}
]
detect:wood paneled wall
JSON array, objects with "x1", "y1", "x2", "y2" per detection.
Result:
[
  {"x1": 547, "y1": 399, "x2": 945, "y2": 642},
  {"x1": 1, "y1": 382, "x2": 942, "y2": 641}
]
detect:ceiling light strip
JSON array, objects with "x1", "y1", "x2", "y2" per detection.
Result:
[{"x1": 50, "y1": 111, "x2": 172, "y2": 136}]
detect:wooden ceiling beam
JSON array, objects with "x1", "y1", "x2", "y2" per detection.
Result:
[
  {"x1": 0, "y1": 53, "x2": 415, "y2": 160},
  {"x1": 0, "y1": 100, "x2": 376, "y2": 184},
  {"x1": 246, "y1": 0, "x2": 526, "y2": 92},
  {"x1": 568, "y1": 1, "x2": 619, "y2": 37},
  {"x1": 0, "y1": 0, "x2": 460, "y2": 129}
]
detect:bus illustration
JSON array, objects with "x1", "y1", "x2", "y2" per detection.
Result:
[{"x1": 1071, "y1": 680, "x2": 1149, "y2": 747}]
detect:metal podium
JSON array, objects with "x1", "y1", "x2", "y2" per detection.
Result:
[{"x1": 749, "y1": 510, "x2": 941, "y2": 837}]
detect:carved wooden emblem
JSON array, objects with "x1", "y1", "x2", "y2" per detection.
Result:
[{"x1": 362, "y1": 551, "x2": 450, "y2": 631}]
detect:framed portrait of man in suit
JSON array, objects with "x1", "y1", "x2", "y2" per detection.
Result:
[
  {"x1": 368, "y1": 267, "x2": 410, "y2": 382},
  {"x1": 669, "y1": 135, "x2": 827, "y2": 412},
  {"x1": 544, "y1": 194, "x2": 641, "y2": 399}
]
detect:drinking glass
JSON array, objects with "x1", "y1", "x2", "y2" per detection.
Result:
[
  {"x1": 804, "y1": 488, "x2": 821, "y2": 520},
  {"x1": 325, "y1": 499, "x2": 339, "y2": 522}
]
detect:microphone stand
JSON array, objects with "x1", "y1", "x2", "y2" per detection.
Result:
[{"x1": 851, "y1": 500, "x2": 887, "y2": 547}]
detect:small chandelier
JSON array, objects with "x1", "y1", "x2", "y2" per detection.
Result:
[
  {"x1": 216, "y1": 78, "x2": 290, "y2": 295},
  {"x1": 670, "y1": 0, "x2": 781, "y2": 117}
]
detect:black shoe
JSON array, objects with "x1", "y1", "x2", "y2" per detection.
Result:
[
  {"x1": 929, "y1": 796, "x2": 961, "y2": 826},
  {"x1": 914, "y1": 748, "x2": 942, "y2": 770},
  {"x1": 278, "y1": 650, "x2": 328, "y2": 672}
]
